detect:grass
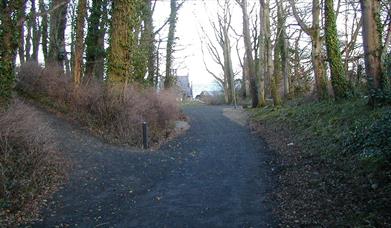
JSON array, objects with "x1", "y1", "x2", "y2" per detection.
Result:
[
  {"x1": 252, "y1": 98, "x2": 388, "y2": 156},
  {"x1": 251, "y1": 97, "x2": 391, "y2": 226}
]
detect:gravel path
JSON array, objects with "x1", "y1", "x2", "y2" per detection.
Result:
[{"x1": 32, "y1": 105, "x2": 276, "y2": 227}]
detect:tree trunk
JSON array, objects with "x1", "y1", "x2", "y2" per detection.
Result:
[
  {"x1": 325, "y1": 0, "x2": 350, "y2": 99},
  {"x1": 360, "y1": 0, "x2": 384, "y2": 106},
  {"x1": 265, "y1": 0, "x2": 273, "y2": 100},
  {"x1": 31, "y1": 0, "x2": 40, "y2": 61},
  {"x1": 73, "y1": 0, "x2": 87, "y2": 85},
  {"x1": 0, "y1": 0, "x2": 25, "y2": 103},
  {"x1": 18, "y1": 3, "x2": 26, "y2": 64},
  {"x1": 39, "y1": 0, "x2": 49, "y2": 63},
  {"x1": 48, "y1": 0, "x2": 69, "y2": 68},
  {"x1": 164, "y1": 0, "x2": 178, "y2": 88},
  {"x1": 25, "y1": 4, "x2": 33, "y2": 61},
  {"x1": 277, "y1": 0, "x2": 289, "y2": 100},
  {"x1": 257, "y1": 0, "x2": 266, "y2": 106},
  {"x1": 243, "y1": 55, "x2": 251, "y2": 97},
  {"x1": 289, "y1": 0, "x2": 328, "y2": 99},
  {"x1": 241, "y1": 0, "x2": 258, "y2": 107},
  {"x1": 144, "y1": 0, "x2": 156, "y2": 85},
  {"x1": 108, "y1": 0, "x2": 135, "y2": 83},
  {"x1": 312, "y1": 0, "x2": 328, "y2": 99}
]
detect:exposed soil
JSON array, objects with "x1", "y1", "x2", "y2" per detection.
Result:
[{"x1": 29, "y1": 105, "x2": 277, "y2": 227}]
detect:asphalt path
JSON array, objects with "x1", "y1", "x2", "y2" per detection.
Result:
[{"x1": 32, "y1": 105, "x2": 276, "y2": 227}]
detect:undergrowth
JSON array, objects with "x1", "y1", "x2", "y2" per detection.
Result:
[
  {"x1": 16, "y1": 62, "x2": 180, "y2": 146},
  {"x1": 0, "y1": 100, "x2": 66, "y2": 226},
  {"x1": 252, "y1": 98, "x2": 391, "y2": 226}
]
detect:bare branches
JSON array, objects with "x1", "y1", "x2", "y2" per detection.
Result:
[{"x1": 288, "y1": 0, "x2": 311, "y2": 35}]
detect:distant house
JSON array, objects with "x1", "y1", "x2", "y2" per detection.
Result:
[{"x1": 176, "y1": 75, "x2": 193, "y2": 99}]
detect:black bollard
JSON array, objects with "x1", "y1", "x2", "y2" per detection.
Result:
[{"x1": 142, "y1": 122, "x2": 148, "y2": 149}]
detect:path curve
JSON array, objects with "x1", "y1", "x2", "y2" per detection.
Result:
[{"x1": 32, "y1": 105, "x2": 276, "y2": 227}]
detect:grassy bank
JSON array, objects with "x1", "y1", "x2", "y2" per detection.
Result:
[{"x1": 251, "y1": 98, "x2": 390, "y2": 226}]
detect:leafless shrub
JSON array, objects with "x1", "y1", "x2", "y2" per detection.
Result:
[
  {"x1": 16, "y1": 62, "x2": 180, "y2": 146},
  {"x1": 0, "y1": 100, "x2": 66, "y2": 226}
]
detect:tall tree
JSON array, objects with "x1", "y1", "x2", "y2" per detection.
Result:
[
  {"x1": 202, "y1": 0, "x2": 235, "y2": 104},
  {"x1": 360, "y1": 0, "x2": 385, "y2": 106},
  {"x1": 257, "y1": 0, "x2": 266, "y2": 106},
  {"x1": 289, "y1": 0, "x2": 329, "y2": 99},
  {"x1": 0, "y1": 0, "x2": 25, "y2": 103},
  {"x1": 144, "y1": 0, "x2": 156, "y2": 85},
  {"x1": 31, "y1": 0, "x2": 41, "y2": 61},
  {"x1": 48, "y1": 0, "x2": 69, "y2": 68},
  {"x1": 39, "y1": 0, "x2": 49, "y2": 63},
  {"x1": 164, "y1": 0, "x2": 183, "y2": 88},
  {"x1": 324, "y1": 0, "x2": 351, "y2": 99},
  {"x1": 108, "y1": 0, "x2": 135, "y2": 83},
  {"x1": 18, "y1": 3, "x2": 26, "y2": 64},
  {"x1": 238, "y1": 0, "x2": 259, "y2": 107},
  {"x1": 85, "y1": 0, "x2": 108, "y2": 80},
  {"x1": 73, "y1": 0, "x2": 87, "y2": 84}
]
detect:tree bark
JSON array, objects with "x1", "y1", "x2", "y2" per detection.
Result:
[
  {"x1": 108, "y1": 0, "x2": 135, "y2": 83},
  {"x1": 39, "y1": 0, "x2": 49, "y2": 63},
  {"x1": 48, "y1": 0, "x2": 69, "y2": 68},
  {"x1": 240, "y1": 0, "x2": 258, "y2": 107},
  {"x1": 360, "y1": 0, "x2": 384, "y2": 106},
  {"x1": 144, "y1": 0, "x2": 156, "y2": 85},
  {"x1": 164, "y1": 0, "x2": 179, "y2": 88},
  {"x1": 73, "y1": 0, "x2": 87, "y2": 85},
  {"x1": 0, "y1": 0, "x2": 25, "y2": 103},
  {"x1": 289, "y1": 0, "x2": 328, "y2": 99},
  {"x1": 31, "y1": 0, "x2": 40, "y2": 61},
  {"x1": 257, "y1": 0, "x2": 266, "y2": 106},
  {"x1": 324, "y1": 0, "x2": 351, "y2": 99}
]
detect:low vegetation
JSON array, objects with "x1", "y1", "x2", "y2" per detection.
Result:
[
  {"x1": 251, "y1": 98, "x2": 391, "y2": 226},
  {"x1": 0, "y1": 100, "x2": 66, "y2": 226},
  {"x1": 16, "y1": 62, "x2": 180, "y2": 146}
]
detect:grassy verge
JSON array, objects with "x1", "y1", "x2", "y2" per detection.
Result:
[{"x1": 250, "y1": 98, "x2": 390, "y2": 226}]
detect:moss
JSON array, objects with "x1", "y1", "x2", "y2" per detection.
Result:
[{"x1": 324, "y1": 0, "x2": 351, "y2": 99}]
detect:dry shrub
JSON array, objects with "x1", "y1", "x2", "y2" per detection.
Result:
[
  {"x1": 0, "y1": 100, "x2": 66, "y2": 225},
  {"x1": 16, "y1": 63, "x2": 180, "y2": 146}
]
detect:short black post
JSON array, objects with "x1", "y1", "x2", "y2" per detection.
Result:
[{"x1": 142, "y1": 122, "x2": 148, "y2": 149}]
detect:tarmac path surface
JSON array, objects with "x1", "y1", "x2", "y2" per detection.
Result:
[{"x1": 32, "y1": 105, "x2": 276, "y2": 227}]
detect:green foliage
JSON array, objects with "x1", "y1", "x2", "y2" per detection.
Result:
[
  {"x1": 252, "y1": 98, "x2": 391, "y2": 225},
  {"x1": 252, "y1": 98, "x2": 390, "y2": 160},
  {"x1": 367, "y1": 52, "x2": 391, "y2": 105},
  {"x1": 345, "y1": 111, "x2": 391, "y2": 172},
  {"x1": 0, "y1": 60, "x2": 14, "y2": 103}
]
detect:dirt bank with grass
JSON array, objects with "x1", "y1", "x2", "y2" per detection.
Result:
[{"x1": 250, "y1": 98, "x2": 391, "y2": 226}]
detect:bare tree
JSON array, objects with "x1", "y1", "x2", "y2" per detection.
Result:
[
  {"x1": 289, "y1": 0, "x2": 329, "y2": 99},
  {"x1": 237, "y1": 0, "x2": 259, "y2": 107},
  {"x1": 201, "y1": 0, "x2": 236, "y2": 104},
  {"x1": 73, "y1": 0, "x2": 87, "y2": 84},
  {"x1": 360, "y1": 0, "x2": 385, "y2": 106}
]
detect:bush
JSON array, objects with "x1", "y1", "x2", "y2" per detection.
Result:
[
  {"x1": 16, "y1": 62, "x2": 180, "y2": 146},
  {"x1": 0, "y1": 100, "x2": 66, "y2": 225}
]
